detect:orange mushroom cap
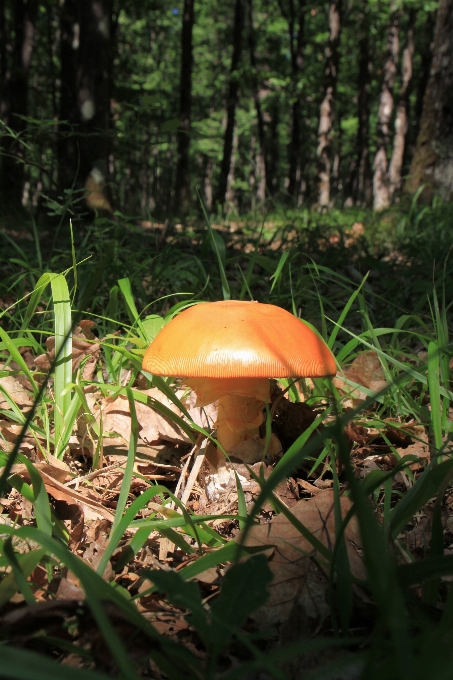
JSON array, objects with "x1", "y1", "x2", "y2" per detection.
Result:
[{"x1": 142, "y1": 300, "x2": 336, "y2": 379}]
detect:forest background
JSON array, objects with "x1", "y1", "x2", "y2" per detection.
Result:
[
  {"x1": 2, "y1": 2, "x2": 453, "y2": 677},
  {"x1": 0, "y1": 0, "x2": 451, "y2": 224}
]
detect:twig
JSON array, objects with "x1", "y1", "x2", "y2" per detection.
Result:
[
  {"x1": 158, "y1": 435, "x2": 207, "y2": 561},
  {"x1": 180, "y1": 442, "x2": 207, "y2": 506},
  {"x1": 64, "y1": 462, "x2": 122, "y2": 487}
]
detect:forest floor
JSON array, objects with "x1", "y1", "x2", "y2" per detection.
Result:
[{"x1": 0, "y1": 201, "x2": 453, "y2": 679}]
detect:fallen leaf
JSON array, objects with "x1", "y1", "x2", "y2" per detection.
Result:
[
  {"x1": 398, "y1": 427, "x2": 430, "y2": 469},
  {"x1": 334, "y1": 350, "x2": 388, "y2": 403},
  {"x1": 0, "y1": 368, "x2": 34, "y2": 410},
  {"x1": 229, "y1": 433, "x2": 282, "y2": 465},
  {"x1": 34, "y1": 324, "x2": 101, "y2": 378},
  {"x1": 238, "y1": 489, "x2": 365, "y2": 628},
  {"x1": 11, "y1": 463, "x2": 115, "y2": 522},
  {"x1": 56, "y1": 578, "x2": 84, "y2": 600}
]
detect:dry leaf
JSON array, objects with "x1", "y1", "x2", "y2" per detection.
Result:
[
  {"x1": 334, "y1": 350, "x2": 388, "y2": 403},
  {"x1": 229, "y1": 433, "x2": 282, "y2": 465},
  {"x1": 56, "y1": 578, "x2": 85, "y2": 600},
  {"x1": 34, "y1": 324, "x2": 101, "y2": 378},
  {"x1": 11, "y1": 463, "x2": 115, "y2": 522},
  {"x1": 102, "y1": 394, "x2": 132, "y2": 444},
  {"x1": 398, "y1": 427, "x2": 430, "y2": 469},
  {"x1": 139, "y1": 388, "x2": 191, "y2": 443},
  {"x1": 0, "y1": 368, "x2": 34, "y2": 410},
  {"x1": 238, "y1": 489, "x2": 365, "y2": 628}
]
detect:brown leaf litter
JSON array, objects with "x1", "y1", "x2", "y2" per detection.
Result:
[
  {"x1": 34, "y1": 323, "x2": 101, "y2": 381},
  {"x1": 238, "y1": 489, "x2": 365, "y2": 630},
  {"x1": 333, "y1": 350, "x2": 388, "y2": 405}
]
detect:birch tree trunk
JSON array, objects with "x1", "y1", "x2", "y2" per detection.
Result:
[
  {"x1": 389, "y1": 10, "x2": 415, "y2": 198},
  {"x1": 316, "y1": 0, "x2": 342, "y2": 208},
  {"x1": 405, "y1": 0, "x2": 453, "y2": 201},
  {"x1": 372, "y1": 9, "x2": 399, "y2": 211},
  {"x1": 174, "y1": 0, "x2": 195, "y2": 216},
  {"x1": 215, "y1": 0, "x2": 245, "y2": 208}
]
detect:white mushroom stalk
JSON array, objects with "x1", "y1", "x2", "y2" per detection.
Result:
[{"x1": 186, "y1": 377, "x2": 270, "y2": 452}]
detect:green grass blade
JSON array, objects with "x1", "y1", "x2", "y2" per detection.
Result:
[
  {"x1": 0, "y1": 548, "x2": 46, "y2": 607},
  {"x1": 117, "y1": 277, "x2": 148, "y2": 340},
  {"x1": 110, "y1": 386, "x2": 138, "y2": 537},
  {"x1": 389, "y1": 459, "x2": 453, "y2": 539},
  {"x1": 2, "y1": 538, "x2": 36, "y2": 605},
  {"x1": 234, "y1": 469, "x2": 248, "y2": 531},
  {"x1": 50, "y1": 274, "x2": 73, "y2": 457},
  {"x1": 0, "y1": 644, "x2": 112, "y2": 680},
  {"x1": 197, "y1": 189, "x2": 230, "y2": 300},
  {"x1": 427, "y1": 341, "x2": 443, "y2": 453},
  {"x1": 397, "y1": 554, "x2": 453, "y2": 586},
  {"x1": 0, "y1": 328, "x2": 38, "y2": 393},
  {"x1": 269, "y1": 251, "x2": 289, "y2": 293},
  {"x1": 327, "y1": 273, "x2": 369, "y2": 350}
]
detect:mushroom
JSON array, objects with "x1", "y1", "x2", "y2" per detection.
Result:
[{"x1": 142, "y1": 300, "x2": 336, "y2": 460}]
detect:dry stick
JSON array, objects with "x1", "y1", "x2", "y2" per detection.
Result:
[
  {"x1": 180, "y1": 440, "x2": 207, "y2": 506},
  {"x1": 64, "y1": 462, "x2": 123, "y2": 488},
  {"x1": 158, "y1": 435, "x2": 207, "y2": 561}
]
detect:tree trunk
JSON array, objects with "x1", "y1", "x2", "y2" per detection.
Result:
[
  {"x1": 316, "y1": 0, "x2": 342, "y2": 208},
  {"x1": 174, "y1": 0, "x2": 195, "y2": 216},
  {"x1": 410, "y1": 12, "x2": 435, "y2": 153},
  {"x1": 58, "y1": 0, "x2": 113, "y2": 212},
  {"x1": 203, "y1": 155, "x2": 213, "y2": 211},
  {"x1": 215, "y1": 0, "x2": 245, "y2": 208},
  {"x1": 266, "y1": 96, "x2": 280, "y2": 195},
  {"x1": 0, "y1": 0, "x2": 38, "y2": 207},
  {"x1": 226, "y1": 131, "x2": 239, "y2": 206},
  {"x1": 405, "y1": 0, "x2": 453, "y2": 201},
  {"x1": 0, "y1": 0, "x2": 6, "y2": 92},
  {"x1": 372, "y1": 9, "x2": 399, "y2": 211},
  {"x1": 346, "y1": 0, "x2": 372, "y2": 206},
  {"x1": 389, "y1": 10, "x2": 415, "y2": 198},
  {"x1": 247, "y1": 0, "x2": 267, "y2": 202},
  {"x1": 285, "y1": 0, "x2": 306, "y2": 199}
]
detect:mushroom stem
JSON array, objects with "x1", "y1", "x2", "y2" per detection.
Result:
[
  {"x1": 216, "y1": 392, "x2": 265, "y2": 452},
  {"x1": 186, "y1": 377, "x2": 271, "y2": 455}
]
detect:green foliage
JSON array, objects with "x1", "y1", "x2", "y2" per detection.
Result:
[{"x1": 0, "y1": 0, "x2": 440, "y2": 217}]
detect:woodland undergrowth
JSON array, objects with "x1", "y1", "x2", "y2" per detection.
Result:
[{"x1": 0, "y1": 198, "x2": 452, "y2": 680}]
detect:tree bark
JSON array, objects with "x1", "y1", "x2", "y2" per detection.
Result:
[
  {"x1": 372, "y1": 9, "x2": 399, "y2": 211},
  {"x1": 316, "y1": 0, "x2": 342, "y2": 208},
  {"x1": 282, "y1": 0, "x2": 306, "y2": 199},
  {"x1": 0, "y1": 0, "x2": 38, "y2": 207},
  {"x1": 405, "y1": 0, "x2": 453, "y2": 201},
  {"x1": 215, "y1": 0, "x2": 245, "y2": 208},
  {"x1": 0, "y1": 0, "x2": 6, "y2": 91},
  {"x1": 58, "y1": 0, "x2": 113, "y2": 212},
  {"x1": 410, "y1": 12, "x2": 435, "y2": 153},
  {"x1": 266, "y1": 96, "x2": 280, "y2": 195},
  {"x1": 346, "y1": 0, "x2": 372, "y2": 206},
  {"x1": 226, "y1": 130, "x2": 239, "y2": 206},
  {"x1": 389, "y1": 10, "x2": 415, "y2": 198},
  {"x1": 174, "y1": 0, "x2": 195, "y2": 216},
  {"x1": 247, "y1": 0, "x2": 267, "y2": 202}
]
